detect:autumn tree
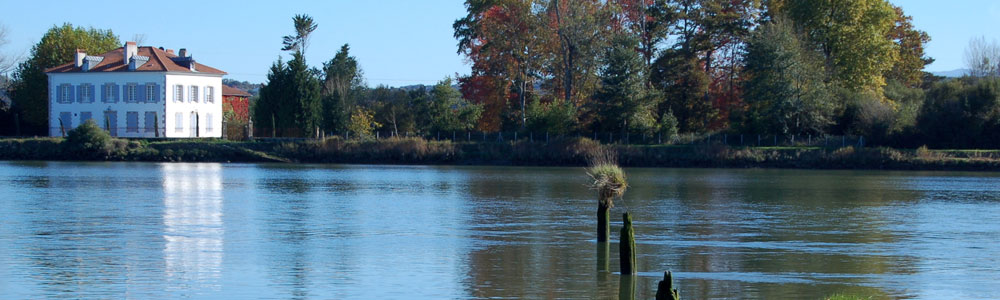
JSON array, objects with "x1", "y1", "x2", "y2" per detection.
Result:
[
  {"x1": 454, "y1": 0, "x2": 545, "y2": 130},
  {"x1": 10, "y1": 23, "x2": 120, "y2": 135},
  {"x1": 885, "y1": 5, "x2": 932, "y2": 87},
  {"x1": 772, "y1": 0, "x2": 898, "y2": 95}
]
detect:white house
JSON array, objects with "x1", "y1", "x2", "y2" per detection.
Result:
[{"x1": 45, "y1": 41, "x2": 226, "y2": 138}]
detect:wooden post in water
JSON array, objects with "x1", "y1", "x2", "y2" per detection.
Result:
[
  {"x1": 597, "y1": 240, "x2": 609, "y2": 273},
  {"x1": 655, "y1": 271, "x2": 680, "y2": 300},
  {"x1": 619, "y1": 212, "x2": 636, "y2": 275},
  {"x1": 597, "y1": 194, "x2": 611, "y2": 242},
  {"x1": 619, "y1": 273, "x2": 636, "y2": 300}
]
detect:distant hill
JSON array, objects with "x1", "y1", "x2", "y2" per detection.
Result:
[{"x1": 930, "y1": 68, "x2": 971, "y2": 78}]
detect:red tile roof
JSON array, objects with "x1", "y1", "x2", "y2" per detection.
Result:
[
  {"x1": 45, "y1": 46, "x2": 226, "y2": 75},
  {"x1": 222, "y1": 85, "x2": 252, "y2": 97}
]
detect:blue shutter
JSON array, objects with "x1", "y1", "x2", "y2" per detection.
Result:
[
  {"x1": 114, "y1": 84, "x2": 120, "y2": 103},
  {"x1": 138, "y1": 84, "x2": 147, "y2": 103},
  {"x1": 154, "y1": 84, "x2": 160, "y2": 102},
  {"x1": 100, "y1": 84, "x2": 107, "y2": 103},
  {"x1": 68, "y1": 85, "x2": 76, "y2": 103}
]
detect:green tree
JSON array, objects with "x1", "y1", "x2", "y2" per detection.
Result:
[
  {"x1": 592, "y1": 35, "x2": 660, "y2": 135},
  {"x1": 347, "y1": 107, "x2": 381, "y2": 137},
  {"x1": 10, "y1": 23, "x2": 119, "y2": 135},
  {"x1": 321, "y1": 44, "x2": 364, "y2": 133},
  {"x1": 741, "y1": 18, "x2": 833, "y2": 135},
  {"x1": 282, "y1": 14, "x2": 318, "y2": 54},
  {"x1": 651, "y1": 48, "x2": 714, "y2": 133},
  {"x1": 526, "y1": 97, "x2": 577, "y2": 134},
  {"x1": 288, "y1": 52, "x2": 322, "y2": 137},
  {"x1": 369, "y1": 85, "x2": 417, "y2": 136},
  {"x1": 772, "y1": 0, "x2": 898, "y2": 95},
  {"x1": 424, "y1": 78, "x2": 482, "y2": 133}
]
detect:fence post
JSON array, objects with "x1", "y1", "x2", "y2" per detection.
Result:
[
  {"x1": 658, "y1": 132, "x2": 662, "y2": 144},
  {"x1": 546, "y1": 131, "x2": 549, "y2": 144},
  {"x1": 740, "y1": 134, "x2": 744, "y2": 146},
  {"x1": 758, "y1": 134, "x2": 761, "y2": 146},
  {"x1": 774, "y1": 135, "x2": 777, "y2": 146},
  {"x1": 842, "y1": 135, "x2": 845, "y2": 147},
  {"x1": 468, "y1": 131, "x2": 471, "y2": 142},
  {"x1": 724, "y1": 134, "x2": 728, "y2": 145}
]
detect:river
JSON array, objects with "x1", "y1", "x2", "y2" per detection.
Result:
[{"x1": 1, "y1": 161, "x2": 998, "y2": 299}]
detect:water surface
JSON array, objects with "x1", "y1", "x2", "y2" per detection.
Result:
[{"x1": 1, "y1": 161, "x2": 999, "y2": 299}]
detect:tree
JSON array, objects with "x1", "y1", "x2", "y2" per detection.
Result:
[
  {"x1": 964, "y1": 36, "x2": 1000, "y2": 78},
  {"x1": 424, "y1": 78, "x2": 482, "y2": 133},
  {"x1": 885, "y1": 5, "x2": 932, "y2": 87},
  {"x1": 526, "y1": 97, "x2": 577, "y2": 134},
  {"x1": 254, "y1": 57, "x2": 292, "y2": 135},
  {"x1": 282, "y1": 14, "x2": 318, "y2": 54},
  {"x1": 592, "y1": 35, "x2": 660, "y2": 135},
  {"x1": 347, "y1": 107, "x2": 381, "y2": 137},
  {"x1": 455, "y1": 0, "x2": 547, "y2": 129},
  {"x1": 545, "y1": 0, "x2": 609, "y2": 105},
  {"x1": 288, "y1": 52, "x2": 322, "y2": 136},
  {"x1": 741, "y1": 18, "x2": 833, "y2": 135},
  {"x1": 321, "y1": 44, "x2": 364, "y2": 133},
  {"x1": 10, "y1": 23, "x2": 120, "y2": 135},
  {"x1": 369, "y1": 85, "x2": 417, "y2": 136},
  {"x1": 651, "y1": 48, "x2": 714, "y2": 133},
  {"x1": 773, "y1": 0, "x2": 898, "y2": 95},
  {"x1": 0, "y1": 24, "x2": 17, "y2": 76}
]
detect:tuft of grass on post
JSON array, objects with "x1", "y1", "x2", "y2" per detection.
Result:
[{"x1": 587, "y1": 147, "x2": 627, "y2": 242}]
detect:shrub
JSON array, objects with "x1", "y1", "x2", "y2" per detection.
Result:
[{"x1": 63, "y1": 120, "x2": 114, "y2": 158}]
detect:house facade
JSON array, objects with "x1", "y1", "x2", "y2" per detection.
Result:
[
  {"x1": 222, "y1": 85, "x2": 251, "y2": 123},
  {"x1": 45, "y1": 41, "x2": 226, "y2": 138}
]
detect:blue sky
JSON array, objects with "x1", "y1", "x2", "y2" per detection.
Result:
[{"x1": 1, "y1": 0, "x2": 998, "y2": 87}]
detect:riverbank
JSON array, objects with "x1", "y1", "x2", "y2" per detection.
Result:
[{"x1": 1, "y1": 136, "x2": 999, "y2": 171}]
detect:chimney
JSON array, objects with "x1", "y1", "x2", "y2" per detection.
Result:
[
  {"x1": 178, "y1": 48, "x2": 187, "y2": 57},
  {"x1": 75, "y1": 49, "x2": 86, "y2": 68},
  {"x1": 166, "y1": 49, "x2": 175, "y2": 55},
  {"x1": 123, "y1": 41, "x2": 137, "y2": 65}
]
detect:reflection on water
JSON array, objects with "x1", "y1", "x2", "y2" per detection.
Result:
[
  {"x1": 162, "y1": 163, "x2": 223, "y2": 292},
  {"x1": 1, "y1": 162, "x2": 1000, "y2": 299}
]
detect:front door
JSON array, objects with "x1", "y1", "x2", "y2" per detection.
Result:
[
  {"x1": 104, "y1": 111, "x2": 118, "y2": 137},
  {"x1": 190, "y1": 112, "x2": 199, "y2": 137}
]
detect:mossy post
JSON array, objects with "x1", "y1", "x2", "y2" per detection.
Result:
[
  {"x1": 619, "y1": 212, "x2": 636, "y2": 275},
  {"x1": 618, "y1": 273, "x2": 636, "y2": 300},
  {"x1": 655, "y1": 271, "x2": 680, "y2": 300},
  {"x1": 598, "y1": 192, "x2": 611, "y2": 242},
  {"x1": 597, "y1": 240, "x2": 609, "y2": 273}
]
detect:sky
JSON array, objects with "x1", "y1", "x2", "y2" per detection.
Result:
[{"x1": 1, "y1": 0, "x2": 998, "y2": 87}]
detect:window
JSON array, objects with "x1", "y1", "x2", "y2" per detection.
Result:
[
  {"x1": 174, "y1": 85, "x2": 184, "y2": 102},
  {"x1": 104, "y1": 83, "x2": 117, "y2": 103},
  {"x1": 146, "y1": 84, "x2": 156, "y2": 102},
  {"x1": 190, "y1": 85, "x2": 199, "y2": 102},
  {"x1": 79, "y1": 84, "x2": 92, "y2": 103},
  {"x1": 59, "y1": 112, "x2": 72, "y2": 130},
  {"x1": 126, "y1": 83, "x2": 138, "y2": 102},
  {"x1": 126, "y1": 112, "x2": 139, "y2": 133},
  {"x1": 58, "y1": 84, "x2": 71, "y2": 103},
  {"x1": 144, "y1": 112, "x2": 157, "y2": 133},
  {"x1": 80, "y1": 112, "x2": 93, "y2": 124},
  {"x1": 206, "y1": 113, "x2": 213, "y2": 132},
  {"x1": 175, "y1": 113, "x2": 184, "y2": 132},
  {"x1": 205, "y1": 86, "x2": 214, "y2": 103}
]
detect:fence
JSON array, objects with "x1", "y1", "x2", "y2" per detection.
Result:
[{"x1": 249, "y1": 127, "x2": 868, "y2": 148}]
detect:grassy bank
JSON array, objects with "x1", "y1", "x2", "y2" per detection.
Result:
[{"x1": 1, "y1": 136, "x2": 999, "y2": 171}]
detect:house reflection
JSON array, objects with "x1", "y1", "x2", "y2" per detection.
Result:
[{"x1": 161, "y1": 163, "x2": 224, "y2": 290}]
